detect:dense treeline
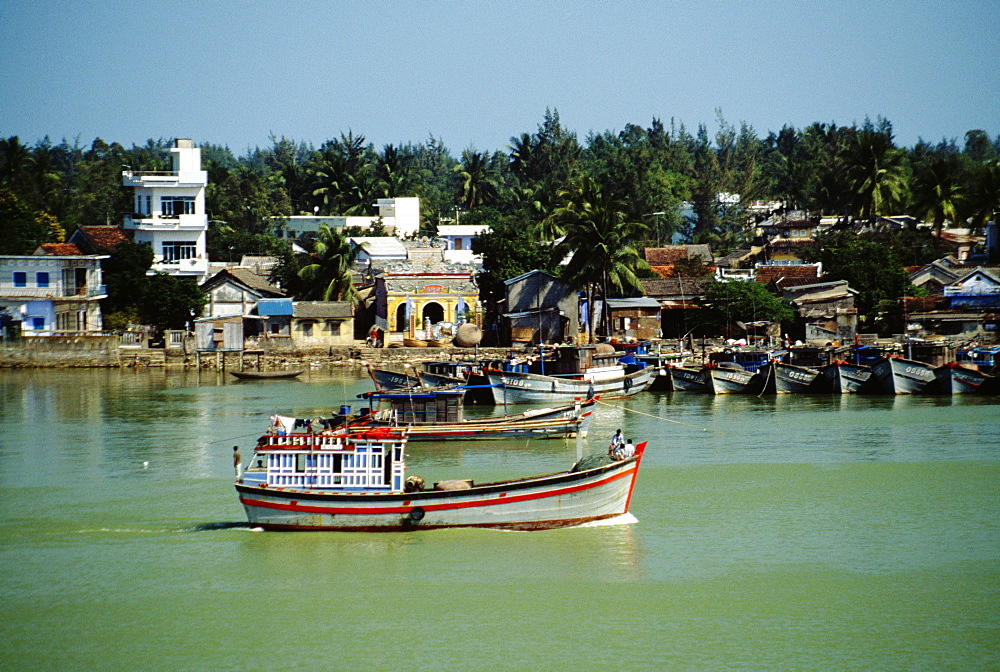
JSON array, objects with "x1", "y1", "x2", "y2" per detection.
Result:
[{"x1": 1, "y1": 112, "x2": 998, "y2": 332}]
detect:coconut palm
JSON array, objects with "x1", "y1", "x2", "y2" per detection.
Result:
[
  {"x1": 841, "y1": 125, "x2": 908, "y2": 222},
  {"x1": 911, "y1": 151, "x2": 964, "y2": 236},
  {"x1": 297, "y1": 225, "x2": 364, "y2": 302},
  {"x1": 454, "y1": 149, "x2": 497, "y2": 209},
  {"x1": 964, "y1": 159, "x2": 1000, "y2": 235},
  {"x1": 545, "y1": 176, "x2": 649, "y2": 338}
]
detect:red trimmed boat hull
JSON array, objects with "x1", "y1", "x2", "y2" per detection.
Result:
[{"x1": 236, "y1": 443, "x2": 645, "y2": 532}]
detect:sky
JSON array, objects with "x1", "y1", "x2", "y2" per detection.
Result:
[{"x1": 1, "y1": 0, "x2": 997, "y2": 156}]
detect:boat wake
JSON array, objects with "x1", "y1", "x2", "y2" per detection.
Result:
[{"x1": 578, "y1": 513, "x2": 638, "y2": 528}]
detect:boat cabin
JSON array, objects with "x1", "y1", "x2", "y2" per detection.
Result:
[
  {"x1": 242, "y1": 428, "x2": 407, "y2": 492},
  {"x1": 957, "y1": 346, "x2": 1000, "y2": 372},
  {"x1": 709, "y1": 348, "x2": 787, "y2": 373},
  {"x1": 362, "y1": 388, "x2": 465, "y2": 424},
  {"x1": 502, "y1": 345, "x2": 623, "y2": 377}
]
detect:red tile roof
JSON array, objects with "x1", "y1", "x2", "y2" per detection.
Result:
[
  {"x1": 754, "y1": 265, "x2": 820, "y2": 284},
  {"x1": 78, "y1": 226, "x2": 129, "y2": 250},
  {"x1": 38, "y1": 243, "x2": 83, "y2": 256}
]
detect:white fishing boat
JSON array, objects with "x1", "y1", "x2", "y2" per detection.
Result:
[
  {"x1": 235, "y1": 428, "x2": 647, "y2": 531},
  {"x1": 486, "y1": 344, "x2": 653, "y2": 404},
  {"x1": 870, "y1": 356, "x2": 935, "y2": 394}
]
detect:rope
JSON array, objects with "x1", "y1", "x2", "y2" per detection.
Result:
[
  {"x1": 594, "y1": 398, "x2": 722, "y2": 434},
  {"x1": 209, "y1": 431, "x2": 264, "y2": 445}
]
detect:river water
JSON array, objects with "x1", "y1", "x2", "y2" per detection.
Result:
[{"x1": 1, "y1": 368, "x2": 998, "y2": 670}]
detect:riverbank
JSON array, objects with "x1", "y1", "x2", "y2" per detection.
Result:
[{"x1": 0, "y1": 338, "x2": 514, "y2": 370}]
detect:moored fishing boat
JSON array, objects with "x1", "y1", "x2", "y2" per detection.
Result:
[
  {"x1": 759, "y1": 360, "x2": 822, "y2": 394},
  {"x1": 369, "y1": 366, "x2": 422, "y2": 390},
  {"x1": 667, "y1": 364, "x2": 710, "y2": 392},
  {"x1": 870, "y1": 356, "x2": 935, "y2": 394},
  {"x1": 703, "y1": 362, "x2": 760, "y2": 395},
  {"x1": 821, "y1": 360, "x2": 873, "y2": 394},
  {"x1": 486, "y1": 344, "x2": 653, "y2": 404},
  {"x1": 703, "y1": 349, "x2": 782, "y2": 395},
  {"x1": 927, "y1": 362, "x2": 993, "y2": 395},
  {"x1": 357, "y1": 388, "x2": 596, "y2": 439},
  {"x1": 230, "y1": 369, "x2": 304, "y2": 380},
  {"x1": 235, "y1": 428, "x2": 647, "y2": 531}
]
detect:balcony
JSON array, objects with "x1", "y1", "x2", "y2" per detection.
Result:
[
  {"x1": 125, "y1": 213, "x2": 206, "y2": 230},
  {"x1": 122, "y1": 170, "x2": 207, "y2": 188},
  {"x1": 0, "y1": 284, "x2": 107, "y2": 300}
]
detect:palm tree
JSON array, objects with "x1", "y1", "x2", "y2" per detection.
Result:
[
  {"x1": 309, "y1": 132, "x2": 373, "y2": 215},
  {"x1": 454, "y1": 149, "x2": 497, "y2": 209},
  {"x1": 964, "y1": 159, "x2": 1000, "y2": 235},
  {"x1": 545, "y1": 176, "x2": 649, "y2": 339},
  {"x1": 297, "y1": 225, "x2": 364, "y2": 302},
  {"x1": 841, "y1": 126, "x2": 908, "y2": 223},
  {"x1": 911, "y1": 151, "x2": 964, "y2": 237}
]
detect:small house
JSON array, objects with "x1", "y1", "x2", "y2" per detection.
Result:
[
  {"x1": 605, "y1": 298, "x2": 662, "y2": 341},
  {"x1": 200, "y1": 267, "x2": 286, "y2": 318},
  {"x1": 290, "y1": 301, "x2": 354, "y2": 347},
  {"x1": 502, "y1": 270, "x2": 578, "y2": 344}
]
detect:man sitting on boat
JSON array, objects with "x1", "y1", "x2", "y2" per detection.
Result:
[{"x1": 609, "y1": 429, "x2": 624, "y2": 457}]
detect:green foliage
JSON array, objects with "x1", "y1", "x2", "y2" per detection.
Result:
[
  {"x1": 702, "y1": 279, "x2": 794, "y2": 330},
  {"x1": 100, "y1": 241, "x2": 154, "y2": 316},
  {"x1": 470, "y1": 208, "x2": 553, "y2": 304},
  {"x1": 546, "y1": 176, "x2": 649, "y2": 302},
  {"x1": 807, "y1": 230, "x2": 909, "y2": 326},
  {"x1": 0, "y1": 188, "x2": 43, "y2": 254},
  {"x1": 296, "y1": 225, "x2": 361, "y2": 302},
  {"x1": 141, "y1": 274, "x2": 207, "y2": 330}
]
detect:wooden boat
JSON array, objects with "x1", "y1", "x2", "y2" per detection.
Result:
[
  {"x1": 402, "y1": 337, "x2": 429, "y2": 347},
  {"x1": 235, "y1": 428, "x2": 647, "y2": 531},
  {"x1": 759, "y1": 360, "x2": 822, "y2": 394},
  {"x1": 369, "y1": 367, "x2": 422, "y2": 390},
  {"x1": 927, "y1": 362, "x2": 993, "y2": 395},
  {"x1": 870, "y1": 356, "x2": 935, "y2": 394},
  {"x1": 703, "y1": 349, "x2": 783, "y2": 395},
  {"x1": 821, "y1": 361, "x2": 873, "y2": 394},
  {"x1": 703, "y1": 362, "x2": 760, "y2": 395},
  {"x1": 667, "y1": 364, "x2": 710, "y2": 392},
  {"x1": 229, "y1": 370, "x2": 303, "y2": 380},
  {"x1": 359, "y1": 389, "x2": 596, "y2": 440},
  {"x1": 487, "y1": 366, "x2": 652, "y2": 404},
  {"x1": 486, "y1": 344, "x2": 654, "y2": 404},
  {"x1": 420, "y1": 359, "x2": 496, "y2": 404}
]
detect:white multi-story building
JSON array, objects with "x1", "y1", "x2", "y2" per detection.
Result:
[
  {"x1": 123, "y1": 138, "x2": 209, "y2": 278},
  {"x1": 0, "y1": 244, "x2": 108, "y2": 334},
  {"x1": 272, "y1": 197, "x2": 422, "y2": 240}
]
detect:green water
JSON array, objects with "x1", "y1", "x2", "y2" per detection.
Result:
[{"x1": 1, "y1": 368, "x2": 998, "y2": 670}]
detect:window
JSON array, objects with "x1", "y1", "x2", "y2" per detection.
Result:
[
  {"x1": 36, "y1": 272, "x2": 49, "y2": 288},
  {"x1": 454, "y1": 238, "x2": 463, "y2": 250},
  {"x1": 301, "y1": 321, "x2": 313, "y2": 337},
  {"x1": 32, "y1": 317, "x2": 45, "y2": 330},
  {"x1": 162, "y1": 241, "x2": 197, "y2": 263},
  {"x1": 161, "y1": 196, "x2": 196, "y2": 216},
  {"x1": 13, "y1": 272, "x2": 26, "y2": 287},
  {"x1": 136, "y1": 194, "x2": 151, "y2": 215}
]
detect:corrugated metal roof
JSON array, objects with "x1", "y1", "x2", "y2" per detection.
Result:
[
  {"x1": 605, "y1": 298, "x2": 662, "y2": 309},
  {"x1": 257, "y1": 299, "x2": 294, "y2": 316}
]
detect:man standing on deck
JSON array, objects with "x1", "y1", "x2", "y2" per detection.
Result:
[{"x1": 233, "y1": 445, "x2": 243, "y2": 480}]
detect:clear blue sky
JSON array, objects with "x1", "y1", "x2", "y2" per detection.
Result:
[{"x1": 1, "y1": 0, "x2": 997, "y2": 155}]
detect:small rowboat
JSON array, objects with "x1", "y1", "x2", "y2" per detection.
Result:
[
  {"x1": 235, "y1": 427, "x2": 646, "y2": 531},
  {"x1": 230, "y1": 370, "x2": 304, "y2": 380}
]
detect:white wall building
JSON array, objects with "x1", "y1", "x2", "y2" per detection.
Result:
[
  {"x1": 123, "y1": 138, "x2": 209, "y2": 279},
  {"x1": 273, "y1": 197, "x2": 422, "y2": 240},
  {"x1": 0, "y1": 246, "x2": 108, "y2": 334}
]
